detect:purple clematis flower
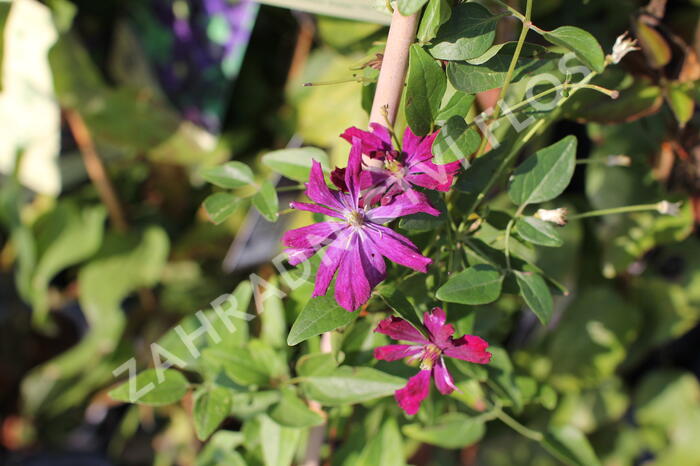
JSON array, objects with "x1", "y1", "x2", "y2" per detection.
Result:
[
  {"x1": 282, "y1": 139, "x2": 438, "y2": 311},
  {"x1": 374, "y1": 307, "x2": 492, "y2": 415},
  {"x1": 340, "y1": 124, "x2": 462, "y2": 205}
]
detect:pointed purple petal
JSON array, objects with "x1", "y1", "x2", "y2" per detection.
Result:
[
  {"x1": 405, "y1": 161, "x2": 459, "y2": 192},
  {"x1": 285, "y1": 247, "x2": 317, "y2": 265},
  {"x1": 340, "y1": 126, "x2": 391, "y2": 154},
  {"x1": 404, "y1": 129, "x2": 440, "y2": 165},
  {"x1": 401, "y1": 126, "x2": 423, "y2": 158},
  {"x1": 359, "y1": 237, "x2": 386, "y2": 288},
  {"x1": 443, "y1": 335, "x2": 492, "y2": 364},
  {"x1": 423, "y1": 307, "x2": 455, "y2": 348},
  {"x1": 282, "y1": 222, "x2": 344, "y2": 249},
  {"x1": 312, "y1": 232, "x2": 350, "y2": 298},
  {"x1": 344, "y1": 140, "x2": 363, "y2": 206},
  {"x1": 374, "y1": 344, "x2": 423, "y2": 361},
  {"x1": 367, "y1": 191, "x2": 440, "y2": 222},
  {"x1": 375, "y1": 316, "x2": 428, "y2": 344},
  {"x1": 366, "y1": 225, "x2": 432, "y2": 273},
  {"x1": 433, "y1": 357, "x2": 457, "y2": 395},
  {"x1": 306, "y1": 160, "x2": 344, "y2": 209},
  {"x1": 334, "y1": 234, "x2": 371, "y2": 311},
  {"x1": 395, "y1": 370, "x2": 431, "y2": 415}
]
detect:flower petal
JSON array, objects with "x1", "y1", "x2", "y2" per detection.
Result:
[
  {"x1": 359, "y1": 236, "x2": 386, "y2": 289},
  {"x1": 404, "y1": 129, "x2": 439, "y2": 165},
  {"x1": 282, "y1": 222, "x2": 344, "y2": 249},
  {"x1": 367, "y1": 191, "x2": 440, "y2": 223},
  {"x1": 334, "y1": 234, "x2": 371, "y2": 311},
  {"x1": 395, "y1": 370, "x2": 431, "y2": 415},
  {"x1": 312, "y1": 231, "x2": 350, "y2": 298},
  {"x1": 433, "y1": 357, "x2": 457, "y2": 395},
  {"x1": 366, "y1": 225, "x2": 432, "y2": 273},
  {"x1": 285, "y1": 247, "x2": 317, "y2": 266},
  {"x1": 340, "y1": 125, "x2": 392, "y2": 154},
  {"x1": 306, "y1": 160, "x2": 344, "y2": 210},
  {"x1": 289, "y1": 201, "x2": 343, "y2": 219},
  {"x1": 375, "y1": 316, "x2": 428, "y2": 344},
  {"x1": 443, "y1": 335, "x2": 492, "y2": 364},
  {"x1": 423, "y1": 307, "x2": 455, "y2": 348},
  {"x1": 374, "y1": 344, "x2": 423, "y2": 361},
  {"x1": 345, "y1": 140, "x2": 364, "y2": 206},
  {"x1": 405, "y1": 161, "x2": 460, "y2": 192}
]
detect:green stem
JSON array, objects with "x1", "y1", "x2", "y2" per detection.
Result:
[
  {"x1": 276, "y1": 184, "x2": 305, "y2": 192},
  {"x1": 499, "y1": 83, "x2": 617, "y2": 121},
  {"x1": 475, "y1": 0, "x2": 533, "y2": 158},
  {"x1": 495, "y1": 409, "x2": 544, "y2": 442},
  {"x1": 569, "y1": 204, "x2": 661, "y2": 220},
  {"x1": 504, "y1": 204, "x2": 526, "y2": 271}
]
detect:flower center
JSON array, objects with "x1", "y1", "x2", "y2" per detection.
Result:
[
  {"x1": 384, "y1": 150, "x2": 405, "y2": 175},
  {"x1": 346, "y1": 210, "x2": 365, "y2": 228},
  {"x1": 419, "y1": 343, "x2": 442, "y2": 370}
]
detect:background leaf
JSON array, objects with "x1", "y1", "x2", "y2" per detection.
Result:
[
  {"x1": 405, "y1": 44, "x2": 446, "y2": 136},
  {"x1": 201, "y1": 161, "x2": 255, "y2": 189},
  {"x1": 515, "y1": 271, "x2": 554, "y2": 325},
  {"x1": 194, "y1": 386, "x2": 232, "y2": 440},
  {"x1": 261, "y1": 147, "x2": 329, "y2": 182},
  {"x1": 203, "y1": 192, "x2": 240, "y2": 225},
  {"x1": 109, "y1": 369, "x2": 188, "y2": 406},
  {"x1": 252, "y1": 179, "x2": 279, "y2": 222}
]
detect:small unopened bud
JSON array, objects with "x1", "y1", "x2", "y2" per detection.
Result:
[
  {"x1": 656, "y1": 201, "x2": 681, "y2": 216},
  {"x1": 534, "y1": 208, "x2": 568, "y2": 226},
  {"x1": 606, "y1": 154, "x2": 632, "y2": 167},
  {"x1": 608, "y1": 32, "x2": 640, "y2": 64}
]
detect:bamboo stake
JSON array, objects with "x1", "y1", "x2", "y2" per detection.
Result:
[{"x1": 369, "y1": 8, "x2": 419, "y2": 126}]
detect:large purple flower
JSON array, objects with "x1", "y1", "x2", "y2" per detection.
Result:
[
  {"x1": 374, "y1": 307, "x2": 492, "y2": 415},
  {"x1": 282, "y1": 140, "x2": 438, "y2": 311},
  {"x1": 340, "y1": 124, "x2": 461, "y2": 205}
]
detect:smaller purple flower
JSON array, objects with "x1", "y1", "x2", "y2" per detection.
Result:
[
  {"x1": 374, "y1": 307, "x2": 492, "y2": 415},
  {"x1": 282, "y1": 139, "x2": 439, "y2": 311},
  {"x1": 340, "y1": 124, "x2": 461, "y2": 205}
]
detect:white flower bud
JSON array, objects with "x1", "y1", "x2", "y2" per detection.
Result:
[
  {"x1": 609, "y1": 32, "x2": 640, "y2": 64},
  {"x1": 656, "y1": 201, "x2": 681, "y2": 216},
  {"x1": 606, "y1": 154, "x2": 632, "y2": 167},
  {"x1": 534, "y1": 208, "x2": 568, "y2": 226}
]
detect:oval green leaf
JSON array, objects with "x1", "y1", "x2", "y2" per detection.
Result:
[
  {"x1": 252, "y1": 179, "x2": 279, "y2": 222},
  {"x1": 406, "y1": 44, "x2": 446, "y2": 136},
  {"x1": 515, "y1": 217, "x2": 563, "y2": 247},
  {"x1": 302, "y1": 366, "x2": 405, "y2": 405},
  {"x1": 200, "y1": 161, "x2": 255, "y2": 189},
  {"x1": 287, "y1": 295, "x2": 359, "y2": 346},
  {"x1": 436, "y1": 264, "x2": 503, "y2": 305},
  {"x1": 429, "y1": 3, "x2": 498, "y2": 61},
  {"x1": 203, "y1": 192, "x2": 240, "y2": 225},
  {"x1": 261, "y1": 147, "x2": 329, "y2": 182},
  {"x1": 403, "y1": 413, "x2": 485, "y2": 449},
  {"x1": 542, "y1": 26, "x2": 605, "y2": 73},
  {"x1": 397, "y1": 0, "x2": 428, "y2": 15},
  {"x1": 508, "y1": 135, "x2": 577, "y2": 206},
  {"x1": 432, "y1": 115, "x2": 481, "y2": 165},
  {"x1": 109, "y1": 369, "x2": 188, "y2": 406},
  {"x1": 268, "y1": 389, "x2": 324, "y2": 428},
  {"x1": 194, "y1": 386, "x2": 232, "y2": 440},
  {"x1": 542, "y1": 426, "x2": 602, "y2": 466},
  {"x1": 514, "y1": 271, "x2": 553, "y2": 325}
]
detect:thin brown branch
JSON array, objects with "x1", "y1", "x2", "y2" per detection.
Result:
[{"x1": 64, "y1": 108, "x2": 128, "y2": 233}]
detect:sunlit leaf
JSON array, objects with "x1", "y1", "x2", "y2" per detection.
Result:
[
  {"x1": 436, "y1": 264, "x2": 503, "y2": 305},
  {"x1": 429, "y1": 3, "x2": 498, "y2": 61}
]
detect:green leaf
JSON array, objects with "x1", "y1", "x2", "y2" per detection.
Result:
[
  {"x1": 436, "y1": 264, "x2": 503, "y2": 305},
  {"x1": 259, "y1": 415, "x2": 302, "y2": 466},
  {"x1": 261, "y1": 147, "x2": 329, "y2": 182},
  {"x1": 508, "y1": 136, "x2": 577, "y2": 206},
  {"x1": 417, "y1": 0, "x2": 451, "y2": 43},
  {"x1": 203, "y1": 192, "x2": 240, "y2": 225},
  {"x1": 109, "y1": 369, "x2": 188, "y2": 406},
  {"x1": 397, "y1": 0, "x2": 428, "y2": 15},
  {"x1": 194, "y1": 386, "x2": 232, "y2": 440},
  {"x1": 252, "y1": 180, "x2": 279, "y2": 222},
  {"x1": 542, "y1": 26, "x2": 605, "y2": 73},
  {"x1": 202, "y1": 348, "x2": 270, "y2": 386},
  {"x1": 635, "y1": 20, "x2": 671, "y2": 69},
  {"x1": 268, "y1": 389, "x2": 324, "y2": 428},
  {"x1": 436, "y1": 89, "x2": 475, "y2": 124},
  {"x1": 30, "y1": 203, "x2": 106, "y2": 327},
  {"x1": 196, "y1": 431, "x2": 246, "y2": 466},
  {"x1": 356, "y1": 418, "x2": 405, "y2": 466},
  {"x1": 515, "y1": 217, "x2": 563, "y2": 247},
  {"x1": 403, "y1": 413, "x2": 485, "y2": 449},
  {"x1": 296, "y1": 353, "x2": 338, "y2": 377},
  {"x1": 428, "y1": 3, "x2": 498, "y2": 61},
  {"x1": 406, "y1": 44, "x2": 446, "y2": 136},
  {"x1": 432, "y1": 115, "x2": 481, "y2": 164},
  {"x1": 514, "y1": 271, "x2": 553, "y2": 325},
  {"x1": 377, "y1": 283, "x2": 425, "y2": 332},
  {"x1": 287, "y1": 295, "x2": 359, "y2": 346},
  {"x1": 668, "y1": 83, "x2": 695, "y2": 128},
  {"x1": 200, "y1": 161, "x2": 255, "y2": 189},
  {"x1": 447, "y1": 43, "x2": 556, "y2": 94},
  {"x1": 542, "y1": 426, "x2": 602, "y2": 466},
  {"x1": 302, "y1": 366, "x2": 405, "y2": 405}
]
